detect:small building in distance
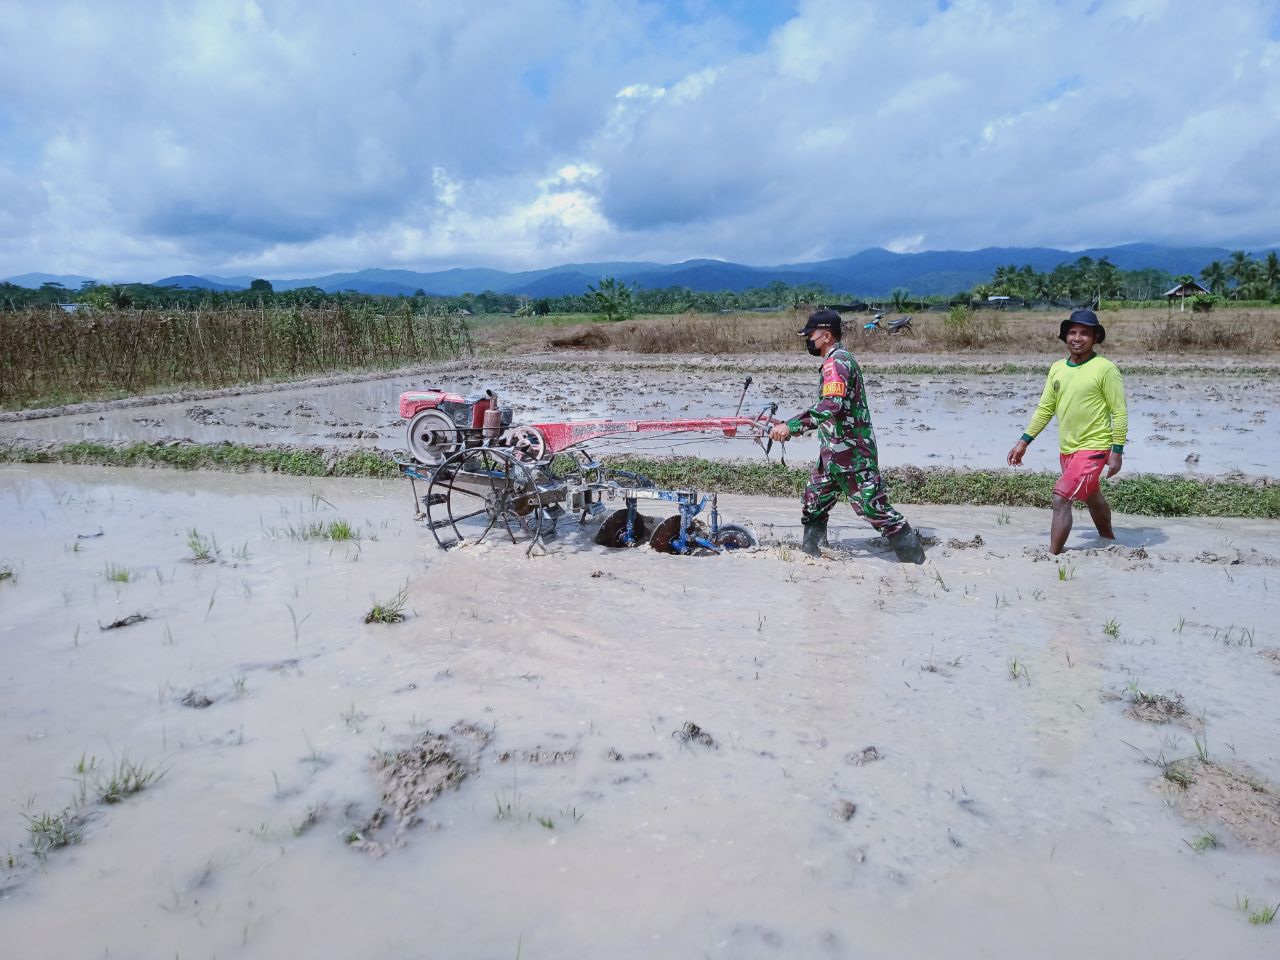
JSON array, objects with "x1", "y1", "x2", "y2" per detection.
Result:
[{"x1": 1164, "y1": 279, "x2": 1209, "y2": 311}]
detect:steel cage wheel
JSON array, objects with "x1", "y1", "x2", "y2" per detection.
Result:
[{"x1": 425, "y1": 447, "x2": 543, "y2": 552}]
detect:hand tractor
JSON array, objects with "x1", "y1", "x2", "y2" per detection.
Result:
[{"x1": 396, "y1": 378, "x2": 782, "y2": 555}]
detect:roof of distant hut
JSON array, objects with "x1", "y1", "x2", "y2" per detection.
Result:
[{"x1": 1164, "y1": 280, "x2": 1209, "y2": 298}]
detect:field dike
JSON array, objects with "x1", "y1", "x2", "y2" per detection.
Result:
[{"x1": 2, "y1": 438, "x2": 1276, "y2": 518}]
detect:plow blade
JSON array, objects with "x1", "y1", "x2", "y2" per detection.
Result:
[{"x1": 595, "y1": 508, "x2": 648, "y2": 548}]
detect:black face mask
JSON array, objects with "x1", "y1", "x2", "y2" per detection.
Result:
[{"x1": 805, "y1": 336, "x2": 823, "y2": 357}]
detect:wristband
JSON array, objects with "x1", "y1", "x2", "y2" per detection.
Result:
[
  {"x1": 1111, "y1": 444, "x2": 1124, "y2": 454},
  {"x1": 1020, "y1": 433, "x2": 1034, "y2": 444}
]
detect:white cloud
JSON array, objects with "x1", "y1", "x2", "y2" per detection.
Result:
[{"x1": 1, "y1": 0, "x2": 1277, "y2": 281}]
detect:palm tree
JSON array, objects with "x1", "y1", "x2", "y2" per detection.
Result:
[
  {"x1": 1239, "y1": 277, "x2": 1271, "y2": 301},
  {"x1": 1263, "y1": 252, "x2": 1280, "y2": 296},
  {"x1": 1226, "y1": 250, "x2": 1254, "y2": 286},
  {"x1": 1200, "y1": 261, "x2": 1229, "y2": 296},
  {"x1": 1225, "y1": 250, "x2": 1262, "y2": 299},
  {"x1": 1089, "y1": 258, "x2": 1122, "y2": 301}
]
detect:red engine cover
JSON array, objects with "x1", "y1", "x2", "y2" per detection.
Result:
[{"x1": 399, "y1": 389, "x2": 463, "y2": 419}]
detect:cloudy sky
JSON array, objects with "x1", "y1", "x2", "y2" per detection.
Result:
[{"x1": 2, "y1": 0, "x2": 1278, "y2": 281}]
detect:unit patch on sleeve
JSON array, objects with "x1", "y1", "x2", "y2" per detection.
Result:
[{"x1": 821, "y1": 380, "x2": 846, "y2": 398}]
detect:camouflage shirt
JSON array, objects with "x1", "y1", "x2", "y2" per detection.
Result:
[{"x1": 786, "y1": 344, "x2": 881, "y2": 464}]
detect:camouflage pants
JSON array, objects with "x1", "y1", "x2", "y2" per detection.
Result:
[{"x1": 802, "y1": 447, "x2": 907, "y2": 537}]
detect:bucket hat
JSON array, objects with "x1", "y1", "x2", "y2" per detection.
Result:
[{"x1": 1058, "y1": 308, "x2": 1106, "y2": 344}]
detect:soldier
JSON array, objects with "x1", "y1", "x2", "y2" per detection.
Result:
[{"x1": 769, "y1": 309, "x2": 926, "y2": 562}]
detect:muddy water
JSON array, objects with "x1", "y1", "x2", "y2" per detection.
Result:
[
  {"x1": 2, "y1": 358, "x2": 1275, "y2": 475},
  {"x1": 2, "y1": 465, "x2": 1279, "y2": 957}
]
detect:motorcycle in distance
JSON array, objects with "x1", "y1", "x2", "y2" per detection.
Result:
[{"x1": 862, "y1": 313, "x2": 913, "y2": 335}]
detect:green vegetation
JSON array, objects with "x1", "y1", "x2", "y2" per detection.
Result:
[
  {"x1": 272, "y1": 518, "x2": 363, "y2": 542},
  {"x1": 599, "y1": 456, "x2": 1280, "y2": 519},
  {"x1": 186, "y1": 528, "x2": 219, "y2": 563},
  {"x1": 0, "y1": 440, "x2": 399, "y2": 478},
  {"x1": 586, "y1": 276, "x2": 636, "y2": 323},
  {"x1": 1186, "y1": 831, "x2": 1218, "y2": 852},
  {"x1": 364, "y1": 583, "x2": 409, "y2": 624},
  {"x1": 973, "y1": 250, "x2": 1280, "y2": 305},
  {"x1": 103, "y1": 562, "x2": 133, "y2": 583},
  {"x1": 95, "y1": 755, "x2": 166, "y2": 804},
  {"x1": 3, "y1": 443, "x2": 1274, "y2": 518},
  {"x1": 24, "y1": 809, "x2": 86, "y2": 859},
  {"x1": 1250, "y1": 903, "x2": 1279, "y2": 926}
]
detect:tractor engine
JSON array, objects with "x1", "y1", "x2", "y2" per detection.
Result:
[{"x1": 401, "y1": 388, "x2": 513, "y2": 464}]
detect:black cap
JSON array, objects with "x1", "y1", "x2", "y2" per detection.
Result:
[
  {"x1": 1058, "y1": 308, "x2": 1106, "y2": 344},
  {"x1": 798, "y1": 308, "x2": 842, "y2": 336}
]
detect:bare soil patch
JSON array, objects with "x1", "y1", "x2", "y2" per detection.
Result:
[
  {"x1": 1162, "y1": 759, "x2": 1280, "y2": 854},
  {"x1": 1125, "y1": 690, "x2": 1201, "y2": 730},
  {"x1": 350, "y1": 727, "x2": 477, "y2": 856}
]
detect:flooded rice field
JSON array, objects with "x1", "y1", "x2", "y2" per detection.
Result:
[
  {"x1": 2, "y1": 464, "x2": 1279, "y2": 957},
  {"x1": 1, "y1": 353, "x2": 1276, "y2": 476}
]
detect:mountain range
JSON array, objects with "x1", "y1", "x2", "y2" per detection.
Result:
[{"x1": 6, "y1": 243, "x2": 1274, "y2": 298}]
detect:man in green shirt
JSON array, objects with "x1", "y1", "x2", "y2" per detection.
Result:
[{"x1": 1007, "y1": 310, "x2": 1128, "y2": 554}]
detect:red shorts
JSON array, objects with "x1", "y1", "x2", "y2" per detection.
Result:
[{"x1": 1054, "y1": 449, "x2": 1109, "y2": 502}]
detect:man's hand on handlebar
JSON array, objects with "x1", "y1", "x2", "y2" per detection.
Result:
[{"x1": 769, "y1": 423, "x2": 792, "y2": 443}]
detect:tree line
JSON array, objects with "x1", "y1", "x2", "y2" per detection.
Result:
[
  {"x1": 4, "y1": 248, "x2": 1278, "y2": 318},
  {"x1": 974, "y1": 251, "x2": 1280, "y2": 306}
]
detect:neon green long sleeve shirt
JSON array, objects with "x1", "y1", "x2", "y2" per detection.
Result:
[{"x1": 1022, "y1": 354, "x2": 1128, "y2": 454}]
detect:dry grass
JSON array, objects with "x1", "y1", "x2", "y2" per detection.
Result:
[
  {"x1": 0, "y1": 304, "x2": 473, "y2": 410},
  {"x1": 1142, "y1": 309, "x2": 1280, "y2": 353},
  {"x1": 479, "y1": 306, "x2": 1280, "y2": 359}
]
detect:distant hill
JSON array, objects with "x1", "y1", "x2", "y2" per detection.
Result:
[
  {"x1": 153, "y1": 274, "x2": 242, "y2": 292},
  {"x1": 203, "y1": 274, "x2": 257, "y2": 289},
  {"x1": 7, "y1": 244, "x2": 1277, "y2": 298},
  {"x1": 3, "y1": 272, "x2": 99, "y2": 289}
]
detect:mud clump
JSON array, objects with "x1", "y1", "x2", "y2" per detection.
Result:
[
  {"x1": 1161, "y1": 758, "x2": 1280, "y2": 854},
  {"x1": 496, "y1": 748, "x2": 575, "y2": 765},
  {"x1": 180, "y1": 689, "x2": 215, "y2": 709},
  {"x1": 100, "y1": 613, "x2": 148, "y2": 630},
  {"x1": 1259, "y1": 648, "x2": 1280, "y2": 671},
  {"x1": 185, "y1": 405, "x2": 226, "y2": 425},
  {"x1": 350, "y1": 729, "x2": 472, "y2": 856},
  {"x1": 1124, "y1": 690, "x2": 1201, "y2": 730},
  {"x1": 831, "y1": 799, "x2": 857, "y2": 821},
  {"x1": 549, "y1": 329, "x2": 609, "y2": 350},
  {"x1": 606, "y1": 748, "x2": 660, "y2": 762},
  {"x1": 846, "y1": 746, "x2": 882, "y2": 766},
  {"x1": 946, "y1": 534, "x2": 984, "y2": 550},
  {"x1": 672, "y1": 721, "x2": 717, "y2": 748},
  {"x1": 449, "y1": 720, "x2": 493, "y2": 745}
]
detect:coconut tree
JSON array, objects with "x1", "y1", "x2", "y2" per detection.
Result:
[
  {"x1": 1200, "y1": 261, "x2": 1229, "y2": 296},
  {"x1": 1090, "y1": 258, "x2": 1122, "y2": 301},
  {"x1": 1263, "y1": 251, "x2": 1280, "y2": 296},
  {"x1": 1226, "y1": 250, "x2": 1255, "y2": 287}
]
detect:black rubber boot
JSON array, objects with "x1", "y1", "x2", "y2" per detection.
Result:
[
  {"x1": 800, "y1": 519, "x2": 827, "y2": 557},
  {"x1": 886, "y1": 523, "x2": 926, "y2": 564}
]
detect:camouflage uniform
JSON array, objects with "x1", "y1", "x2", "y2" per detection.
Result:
[{"x1": 786, "y1": 343, "x2": 908, "y2": 537}]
